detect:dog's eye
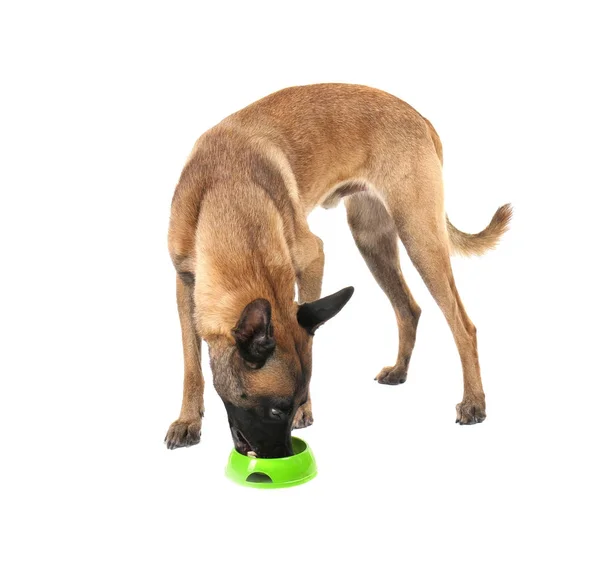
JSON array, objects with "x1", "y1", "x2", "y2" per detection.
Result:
[{"x1": 269, "y1": 408, "x2": 284, "y2": 419}]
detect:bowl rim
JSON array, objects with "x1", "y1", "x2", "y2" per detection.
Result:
[{"x1": 229, "y1": 436, "x2": 310, "y2": 463}]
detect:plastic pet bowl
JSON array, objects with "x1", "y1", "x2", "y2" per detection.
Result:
[{"x1": 225, "y1": 436, "x2": 317, "y2": 488}]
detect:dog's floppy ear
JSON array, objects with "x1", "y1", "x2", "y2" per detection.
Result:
[
  {"x1": 297, "y1": 287, "x2": 354, "y2": 335},
  {"x1": 232, "y1": 299, "x2": 275, "y2": 368}
]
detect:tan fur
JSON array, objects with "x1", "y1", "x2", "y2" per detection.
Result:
[
  {"x1": 165, "y1": 84, "x2": 512, "y2": 448},
  {"x1": 447, "y1": 204, "x2": 513, "y2": 256}
]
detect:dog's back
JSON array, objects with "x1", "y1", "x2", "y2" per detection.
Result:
[
  {"x1": 223, "y1": 84, "x2": 437, "y2": 203},
  {"x1": 169, "y1": 83, "x2": 439, "y2": 259}
]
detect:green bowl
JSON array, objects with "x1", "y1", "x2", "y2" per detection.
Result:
[{"x1": 225, "y1": 436, "x2": 317, "y2": 489}]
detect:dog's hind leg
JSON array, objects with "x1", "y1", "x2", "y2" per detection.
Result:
[
  {"x1": 164, "y1": 274, "x2": 204, "y2": 448},
  {"x1": 345, "y1": 192, "x2": 421, "y2": 385},
  {"x1": 383, "y1": 158, "x2": 486, "y2": 424}
]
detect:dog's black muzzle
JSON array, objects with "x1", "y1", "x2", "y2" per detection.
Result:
[{"x1": 225, "y1": 402, "x2": 293, "y2": 458}]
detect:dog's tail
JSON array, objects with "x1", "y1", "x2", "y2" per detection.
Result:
[
  {"x1": 446, "y1": 204, "x2": 513, "y2": 257},
  {"x1": 423, "y1": 116, "x2": 512, "y2": 256}
]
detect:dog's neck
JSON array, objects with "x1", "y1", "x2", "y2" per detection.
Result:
[{"x1": 193, "y1": 195, "x2": 297, "y2": 341}]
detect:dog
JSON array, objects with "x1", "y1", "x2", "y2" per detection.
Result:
[{"x1": 164, "y1": 83, "x2": 512, "y2": 457}]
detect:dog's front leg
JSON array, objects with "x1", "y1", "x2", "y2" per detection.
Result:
[
  {"x1": 295, "y1": 233, "x2": 324, "y2": 304},
  {"x1": 165, "y1": 274, "x2": 204, "y2": 449},
  {"x1": 292, "y1": 232, "x2": 323, "y2": 430},
  {"x1": 293, "y1": 395, "x2": 314, "y2": 429}
]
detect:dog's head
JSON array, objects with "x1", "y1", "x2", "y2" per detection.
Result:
[{"x1": 208, "y1": 287, "x2": 353, "y2": 458}]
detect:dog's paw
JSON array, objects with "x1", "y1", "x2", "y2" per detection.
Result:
[
  {"x1": 292, "y1": 402, "x2": 313, "y2": 429},
  {"x1": 164, "y1": 418, "x2": 202, "y2": 449},
  {"x1": 375, "y1": 365, "x2": 407, "y2": 385},
  {"x1": 455, "y1": 398, "x2": 486, "y2": 425}
]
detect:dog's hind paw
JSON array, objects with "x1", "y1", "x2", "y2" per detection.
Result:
[
  {"x1": 375, "y1": 365, "x2": 407, "y2": 385},
  {"x1": 292, "y1": 401, "x2": 313, "y2": 429},
  {"x1": 164, "y1": 418, "x2": 202, "y2": 449},
  {"x1": 455, "y1": 398, "x2": 486, "y2": 425}
]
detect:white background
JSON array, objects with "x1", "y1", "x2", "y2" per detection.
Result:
[{"x1": 1, "y1": 1, "x2": 599, "y2": 559}]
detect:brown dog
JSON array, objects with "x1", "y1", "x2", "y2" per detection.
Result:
[{"x1": 165, "y1": 84, "x2": 511, "y2": 457}]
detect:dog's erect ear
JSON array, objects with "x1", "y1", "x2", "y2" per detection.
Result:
[
  {"x1": 232, "y1": 299, "x2": 276, "y2": 368},
  {"x1": 297, "y1": 287, "x2": 354, "y2": 335}
]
